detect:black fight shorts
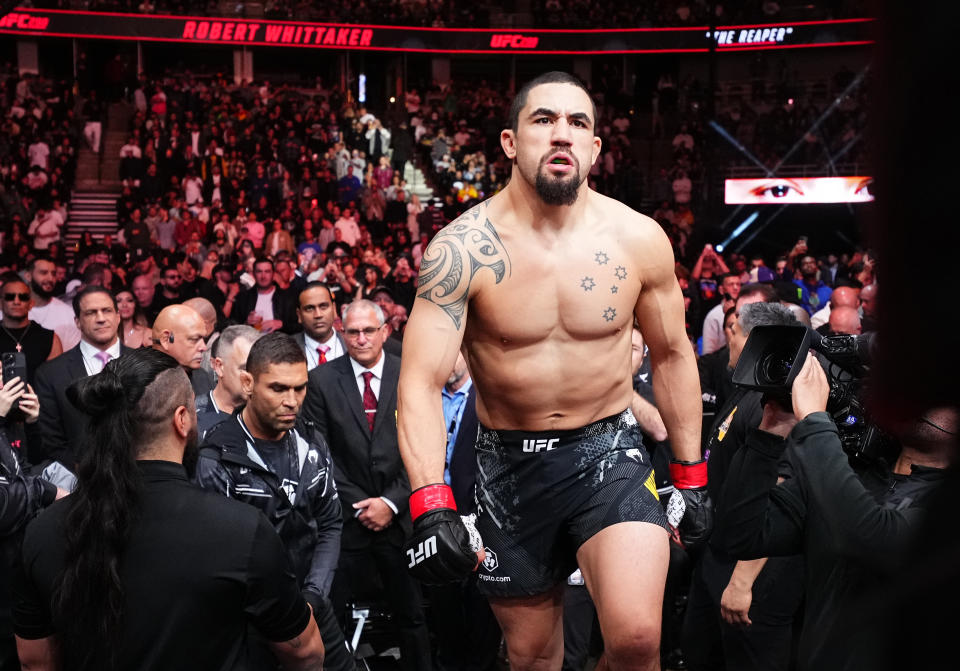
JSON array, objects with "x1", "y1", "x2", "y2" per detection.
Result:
[{"x1": 473, "y1": 409, "x2": 669, "y2": 597}]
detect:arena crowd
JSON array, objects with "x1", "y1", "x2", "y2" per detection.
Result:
[{"x1": 0, "y1": 56, "x2": 905, "y2": 671}]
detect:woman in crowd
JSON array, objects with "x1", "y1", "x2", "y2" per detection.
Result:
[
  {"x1": 355, "y1": 263, "x2": 383, "y2": 301},
  {"x1": 115, "y1": 287, "x2": 152, "y2": 347}
]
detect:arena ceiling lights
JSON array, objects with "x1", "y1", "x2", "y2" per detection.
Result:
[{"x1": 0, "y1": 9, "x2": 874, "y2": 55}]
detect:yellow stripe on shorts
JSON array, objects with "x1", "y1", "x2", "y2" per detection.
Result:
[{"x1": 644, "y1": 470, "x2": 659, "y2": 501}]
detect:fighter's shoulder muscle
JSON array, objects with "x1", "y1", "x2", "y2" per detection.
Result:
[
  {"x1": 416, "y1": 200, "x2": 512, "y2": 330},
  {"x1": 591, "y1": 191, "x2": 673, "y2": 256}
]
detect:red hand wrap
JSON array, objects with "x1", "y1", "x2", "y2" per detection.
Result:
[
  {"x1": 409, "y1": 483, "x2": 457, "y2": 521},
  {"x1": 669, "y1": 460, "x2": 708, "y2": 489}
]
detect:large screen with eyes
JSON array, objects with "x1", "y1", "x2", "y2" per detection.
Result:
[{"x1": 724, "y1": 177, "x2": 874, "y2": 204}]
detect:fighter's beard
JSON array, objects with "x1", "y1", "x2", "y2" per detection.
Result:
[{"x1": 535, "y1": 171, "x2": 582, "y2": 206}]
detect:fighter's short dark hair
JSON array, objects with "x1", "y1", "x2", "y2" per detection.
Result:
[
  {"x1": 245, "y1": 332, "x2": 306, "y2": 378},
  {"x1": 508, "y1": 71, "x2": 597, "y2": 132}
]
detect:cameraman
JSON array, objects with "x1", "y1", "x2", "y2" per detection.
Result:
[
  {"x1": 683, "y1": 302, "x2": 803, "y2": 671},
  {"x1": 719, "y1": 353, "x2": 953, "y2": 670}
]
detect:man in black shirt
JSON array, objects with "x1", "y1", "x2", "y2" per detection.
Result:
[
  {"x1": 196, "y1": 333, "x2": 355, "y2": 670},
  {"x1": 123, "y1": 208, "x2": 152, "y2": 248},
  {"x1": 683, "y1": 303, "x2": 805, "y2": 671},
  {"x1": 152, "y1": 264, "x2": 184, "y2": 314},
  {"x1": 0, "y1": 276, "x2": 61, "y2": 384},
  {"x1": 13, "y1": 348, "x2": 324, "y2": 669},
  {"x1": 385, "y1": 254, "x2": 416, "y2": 314},
  {"x1": 719, "y1": 354, "x2": 953, "y2": 671}
]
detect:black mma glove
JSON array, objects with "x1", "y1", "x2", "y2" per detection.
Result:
[
  {"x1": 403, "y1": 484, "x2": 482, "y2": 585},
  {"x1": 667, "y1": 459, "x2": 713, "y2": 550}
]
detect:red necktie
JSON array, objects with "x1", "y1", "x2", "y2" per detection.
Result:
[
  {"x1": 317, "y1": 344, "x2": 329, "y2": 364},
  {"x1": 361, "y1": 371, "x2": 377, "y2": 432}
]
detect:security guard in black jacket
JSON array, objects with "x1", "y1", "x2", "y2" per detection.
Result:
[
  {"x1": 1, "y1": 380, "x2": 65, "y2": 671},
  {"x1": 194, "y1": 332, "x2": 355, "y2": 670}
]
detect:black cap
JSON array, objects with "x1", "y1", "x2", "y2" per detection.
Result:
[
  {"x1": 369, "y1": 284, "x2": 395, "y2": 301},
  {"x1": 773, "y1": 280, "x2": 803, "y2": 305}
]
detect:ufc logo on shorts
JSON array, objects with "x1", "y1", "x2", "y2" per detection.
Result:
[
  {"x1": 523, "y1": 438, "x2": 559, "y2": 453},
  {"x1": 406, "y1": 536, "x2": 438, "y2": 568}
]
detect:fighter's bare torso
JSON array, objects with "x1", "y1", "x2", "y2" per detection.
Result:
[{"x1": 416, "y1": 189, "x2": 669, "y2": 431}]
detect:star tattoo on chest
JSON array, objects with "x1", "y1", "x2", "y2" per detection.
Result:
[{"x1": 581, "y1": 277, "x2": 596, "y2": 292}]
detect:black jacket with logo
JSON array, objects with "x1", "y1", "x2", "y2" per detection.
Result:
[
  {"x1": 194, "y1": 410, "x2": 342, "y2": 599},
  {"x1": 1, "y1": 427, "x2": 58, "y2": 643}
]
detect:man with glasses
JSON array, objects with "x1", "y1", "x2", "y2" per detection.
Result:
[
  {"x1": 34, "y1": 286, "x2": 129, "y2": 467},
  {"x1": 303, "y1": 300, "x2": 431, "y2": 671},
  {"x1": 0, "y1": 275, "x2": 62, "y2": 384}
]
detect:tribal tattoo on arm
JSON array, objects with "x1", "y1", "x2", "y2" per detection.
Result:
[{"x1": 416, "y1": 217, "x2": 511, "y2": 329}]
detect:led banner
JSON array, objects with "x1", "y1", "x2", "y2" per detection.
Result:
[
  {"x1": 0, "y1": 9, "x2": 874, "y2": 54},
  {"x1": 725, "y1": 177, "x2": 874, "y2": 204}
]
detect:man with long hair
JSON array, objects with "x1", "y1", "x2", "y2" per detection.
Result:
[{"x1": 13, "y1": 348, "x2": 325, "y2": 670}]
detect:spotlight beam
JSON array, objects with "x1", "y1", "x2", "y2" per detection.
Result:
[{"x1": 709, "y1": 65, "x2": 870, "y2": 234}]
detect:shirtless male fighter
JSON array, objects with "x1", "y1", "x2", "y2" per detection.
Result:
[{"x1": 397, "y1": 71, "x2": 707, "y2": 671}]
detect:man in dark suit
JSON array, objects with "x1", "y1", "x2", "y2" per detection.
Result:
[
  {"x1": 34, "y1": 286, "x2": 130, "y2": 468},
  {"x1": 150, "y1": 304, "x2": 213, "y2": 397},
  {"x1": 303, "y1": 299, "x2": 431, "y2": 671},
  {"x1": 293, "y1": 282, "x2": 346, "y2": 370},
  {"x1": 232, "y1": 258, "x2": 298, "y2": 334}
]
